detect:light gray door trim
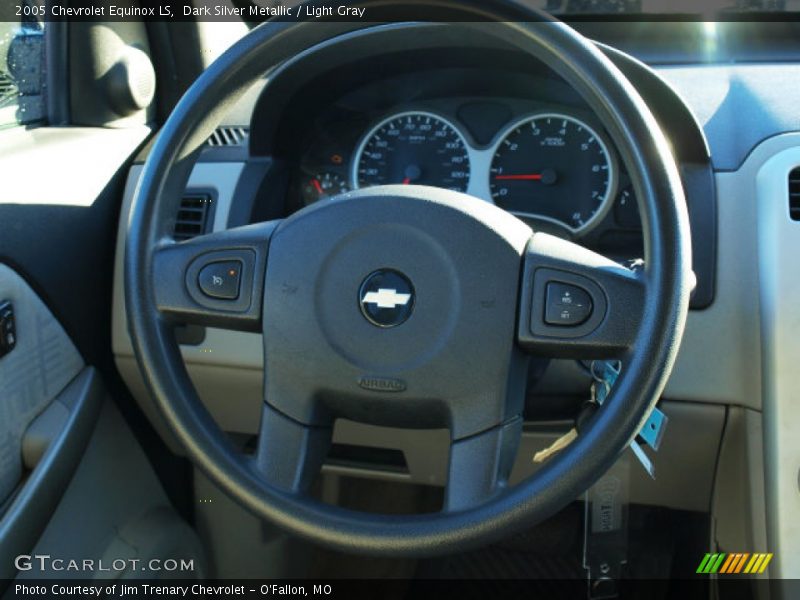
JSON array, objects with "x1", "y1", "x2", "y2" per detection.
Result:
[{"x1": 0, "y1": 367, "x2": 104, "y2": 582}]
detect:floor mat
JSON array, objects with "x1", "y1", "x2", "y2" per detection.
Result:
[{"x1": 414, "y1": 504, "x2": 711, "y2": 600}]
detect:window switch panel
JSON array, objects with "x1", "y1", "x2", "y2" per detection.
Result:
[{"x1": 0, "y1": 300, "x2": 17, "y2": 359}]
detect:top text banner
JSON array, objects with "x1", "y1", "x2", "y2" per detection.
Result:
[{"x1": 1, "y1": 0, "x2": 795, "y2": 23}]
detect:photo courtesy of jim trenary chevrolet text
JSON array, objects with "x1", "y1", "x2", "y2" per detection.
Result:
[{"x1": 0, "y1": 0, "x2": 798, "y2": 598}]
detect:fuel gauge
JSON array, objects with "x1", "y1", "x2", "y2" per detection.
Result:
[{"x1": 302, "y1": 172, "x2": 349, "y2": 205}]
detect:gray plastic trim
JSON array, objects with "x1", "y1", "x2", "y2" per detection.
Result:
[
  {"x1": 656, "y1": 64, "x2": 800, "y2": 172},
  {"x1": 112, "y1": 163, "x2": 262, "y2": 371},
  {"x1": 712, "y1": 407, "x2": 768, "y2": 580},
  {"x1": 661, "y1": 169, "x2": 762, "y2": 407},
  {"x1": 22, "y1": 401, "x2": 70, "y2": 470},
  {"x1": 0, "y1": 367, "x2": 104, "y2": 582},
  {"x1": 15, "y1": 400, "x2": 206, "y2": 581},
  {"x1": 755, "y1": 135, "x2": 800, "y2": 581},
  {"x1": 321, "y1": 400, "x2": 723, "y2": 512}
]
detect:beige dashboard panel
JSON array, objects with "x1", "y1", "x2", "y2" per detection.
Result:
[{"x1": 752, "y1": 134, "x2": 800, "y2": 580}]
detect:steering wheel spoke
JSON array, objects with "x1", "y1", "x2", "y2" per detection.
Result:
[
  {"x1": 518, "y1": 232, "x2": 646, "y2": 359},
  {"x1": 151, "y1": 221, "x2": 279, "y2": 332},
  {"x1": 253, "y1": 403, "x2": 332, "y2": 495},
  {"x1": 444, "y1": 418, "x2": 522, "y2": 512}
]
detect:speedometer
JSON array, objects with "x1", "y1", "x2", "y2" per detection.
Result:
[
  {"x1": 489, "y1": 113, "x2": 616, "y2": 234},
  {"x1": 352, "y1": 111, "x2": 471, "y2": 192}
]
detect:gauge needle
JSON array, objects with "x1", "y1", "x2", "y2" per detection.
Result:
[
  {"x1": 311, "y1": 178, "x2": 324, "y2": 195},
  {"x1": 402, "y1": 165, "x2": 421, "y2": 185},
  {"x1": 494, "y1": 173, "x2": 543, "y2": 181}
]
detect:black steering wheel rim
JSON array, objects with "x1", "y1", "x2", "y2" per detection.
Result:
[{"x1": 125, "y1": 0, "x2": 692, "y2": 557}]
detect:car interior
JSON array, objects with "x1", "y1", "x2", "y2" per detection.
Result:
[{"x1": 1, "y1": 1, "x2": 798, "y2": 598}]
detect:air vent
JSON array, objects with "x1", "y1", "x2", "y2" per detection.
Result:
[
  {"x1": 790, "y1": 167, "x2": 800, "y2": 221},
  {"x1": 0, "y1": 71, "x2": 17, "y2": 106},
  {"x1": 207, "y1": 126, "x2": 249, "y2": 147},
  {"x1": 174, "y1": 194, "x2": 213, "y2": 240}
]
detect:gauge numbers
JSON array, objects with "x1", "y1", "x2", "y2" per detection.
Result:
[
  {"x1": 352, "y1": 111, "x2": 471, "y2": 192},
  {"x1": 489, "y1": 114, "x2": 616, "y2": 234},
  {"x1": 301, "y1": 172, "x2": 349, "y2": 205}
]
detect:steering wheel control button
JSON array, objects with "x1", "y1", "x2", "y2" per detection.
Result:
[
  {"x1": 359, "y1": 270, "x2": 415, "y2": 328},
  {"x1": 544, "y1": 282, "x2": 593, "y2": 326},
  {"x1": 198, "y1": 260, "x2": 242, "y2": 300}
]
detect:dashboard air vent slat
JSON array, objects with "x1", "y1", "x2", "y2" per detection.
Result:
[
  {"x1": 790, "y1": 167, "x2": 800, "y2": 222},
  {"x1": 207, "y1": 126, "x2": 249, "y2": 147},
  {"x1": 174, "y1": 194, "x2": 212, "y2": 240},
  {"x1": 0, "y1": 72, "x2": 18, "y2": 106}
]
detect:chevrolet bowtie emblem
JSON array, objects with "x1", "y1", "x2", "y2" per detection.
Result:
[
  {"x1": 359, "y1": 270, "x2": 415, "y2": 328},
  {"x1": 361, "y1": 288, "x2": 412, "y2": 309}
]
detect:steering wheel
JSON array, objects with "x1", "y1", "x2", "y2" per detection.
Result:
[{"x1": 125, "y1": 0, "x2": 691, "y2": 556}]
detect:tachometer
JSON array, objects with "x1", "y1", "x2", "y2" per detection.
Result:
[
  {"x1": 489, "y1": 113, "x2": 616, "y2": 234},
  {"x1": 352, "y1": 111, "x2": 471, "y2": 192}
]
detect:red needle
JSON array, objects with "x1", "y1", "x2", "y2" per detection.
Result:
[
  {"x1": 311, "y1": 178, "x2": 324, "y2": 195},
  {"x1": 494, "y1": 173, "x2": 543, "y2": 181}
]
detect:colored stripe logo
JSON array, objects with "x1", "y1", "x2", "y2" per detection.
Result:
[{"x1": 697, "y1": 553, "x2": 773, "y2": 574}]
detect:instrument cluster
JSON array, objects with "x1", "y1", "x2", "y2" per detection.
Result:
[{"x1": 292, "y1": 104, "x2": 639, "y2": 239}]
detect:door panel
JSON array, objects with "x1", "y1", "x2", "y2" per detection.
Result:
[
  {"x1": 0, "y1": 264, "x2": 204, "y2": 583},
  {"x1": 0, "y1": 367, "x2": 103, "y2": 581},
  {"x1": 13, "y1": 400, "x2": 206, "y2": 581},
  {"x1": 0, "y1": 265, "x2": 108, "y2": 582},
  {"x1": 0, "y1": 264, "x2": 84, "y2": 504}
]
